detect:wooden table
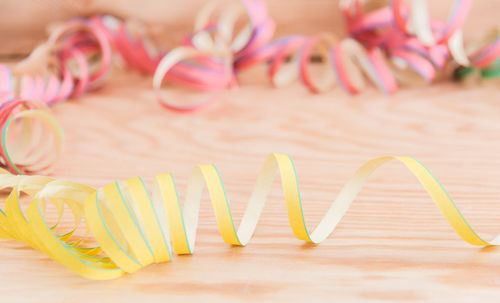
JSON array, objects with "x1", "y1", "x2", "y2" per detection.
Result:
[{"x1": 1, "y1": 67, "x2": 500, "y2": 302}]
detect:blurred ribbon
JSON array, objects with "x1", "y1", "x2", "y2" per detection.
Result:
[
  {"x1": 0, "y1": 154, "x2": 497, "y2": 280},
  {"x1": 1, "y1": 0, "x2": 499, "y2": 174},
  {"x1": 343, "y1": 0, "x2": 500, "y2": 81},
  {"x1": 0, "y1": 17, "x2": 113, "y2": 173},
  {"x1": 0, "y1": 99, "x2": 63, "y2": 174},
  {"x1": 151, "y1": 0, "x2": 401, "y2": 109},
  {"x1": 2, "y1": 0, "x2": 499, "y2": 110}
]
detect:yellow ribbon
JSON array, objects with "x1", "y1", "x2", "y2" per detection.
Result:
[{"x1": 0, "y1": 154, "x2": 497, "y2": 280}]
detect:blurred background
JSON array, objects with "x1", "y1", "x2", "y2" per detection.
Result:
[{"x1": 1, "y1": 0, "x2": 499, "y2": 57}]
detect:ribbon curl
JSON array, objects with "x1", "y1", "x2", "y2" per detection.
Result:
[
  {"x1": 0, "y1": 98, "x2": 63, "y2": 174},
  {"x1": 1, "y1": 0, "x2": 500, "y2": 172},
  {"x1": 343, "y1": 0, "x2": 500, "y2": 81},
  {"x1": 0, "y1": 17, "x2": 116, "y2": 173},
  {"x1": 152, "y1": 0, "x2": 403, "y2": 110},
  {"x1": 0, "y1": 154, "x2": 497, "y2": 280}
]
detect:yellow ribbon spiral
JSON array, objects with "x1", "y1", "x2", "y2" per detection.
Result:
[{"x1": 0, "y1": 154, "x2": 497, "y2": 280}]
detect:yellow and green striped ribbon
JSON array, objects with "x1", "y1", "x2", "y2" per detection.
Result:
[{"x1": 0, "y1": 154, "x2": 497, "y2": 280}]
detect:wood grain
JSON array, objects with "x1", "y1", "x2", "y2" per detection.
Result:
[{"x1": 0, "y1": 64, "x2": 500, "y2": 302}]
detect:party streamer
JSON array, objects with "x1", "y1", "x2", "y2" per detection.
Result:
[
  {"x1": 0, "y1": 98, "x2": 63, "y2": 174},
  {"x1": 2, "y1": 0, "x2": 499, "y2": 111},
  {"x1": 0, "y1": 17, "x2": 115, "y2": 173},
  {"x1": 151, "y1": 0, "x2": 500, "y2": 110},
  {"x1": 343, "y1": 0, "x2": 500, "y2": 81},
  {"x1": 0, "y1": 154, "x2": 497, "y2": 280},
  {"x1": 1, "y1": 0, "x2": 500, "y2": 173},
  {"x1": 151, "y1": 0, "x2": 402, "y2": 110}
]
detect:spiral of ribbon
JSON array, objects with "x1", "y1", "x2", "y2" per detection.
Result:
[
  {"x1": 1, "y1": 0, "x2": 499, "y2": 173},
  {"x1": 0, "y1": 94, "x2": 63, "y2": 174},
  {"x1": 152, "y1": 0, "x2": 402, "y2": 108},
  {"x1": 151, "y1": 0, "x2": 500, "y2": 109},
  {"x1": 343, "y1": 0, "x2": 500, "y2": 81},
  {"x1": 2, "y1": 0, "x2": 499, "y2": 112},
  {"x1": 0, "y1": 16, "x2": 117, "y2": 173},
  {"x1": 0, "y1": 153, "x2": 497, "y2": 280}
]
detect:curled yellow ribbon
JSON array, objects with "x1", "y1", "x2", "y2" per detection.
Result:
[{"x1": 0, "y1": 154, "x2": 497, "y2": 280}]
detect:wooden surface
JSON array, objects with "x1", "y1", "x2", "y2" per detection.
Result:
[
  {"x1": 1, "y1": 0, "x2": 500, "y2": 56},
  {"x1": 0, "y1": 65, "x2": 500, "y2": 302}
]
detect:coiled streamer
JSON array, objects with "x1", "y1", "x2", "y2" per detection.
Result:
[
  {"x1": 2, "y1": 0, "x2": 500, "y2": 173},
  {"x1": 0, "y1": 97, "x2": 63, "y2": 174},
  {"x1": 0, "y1": 17, "x2": 116, "y2": 173},
  {"x1": 343, "y1": 0, "x2": 500, "y2": 81},
  {"x1": 0, "y1": 154, "x2": 497, "y2": 280},
  {"x1": 3, "y1": 0, "x2": 499, "y2": 112},
  {"x1": 152, "y1": 0, "x2": 402, "y2": 111},
  {"x1": 152, "y1": 0, "x2": 500, "y2": 110},
  {"x1": 0, "y1": 102, "x2": 62, "y2": 176}
]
